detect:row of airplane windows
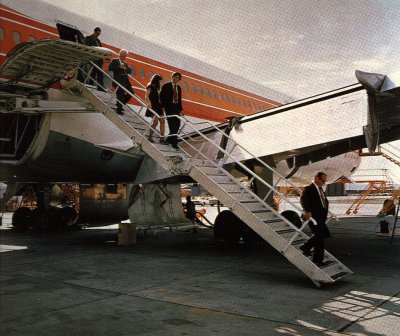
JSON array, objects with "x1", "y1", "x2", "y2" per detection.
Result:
[
  {"x1": 131, "y1": 66, "x2": 267, "y2": 111},
  {"x1": 0, "y1": 27, "x2": 36, "y2": 44},
  {"x1": 1, "y1": 27, "x2": 268, "y2": 112}
]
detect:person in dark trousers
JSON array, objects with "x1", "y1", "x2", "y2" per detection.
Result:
[
  {"x1": 145, "y1": 74, "x2": 165, "y2": 143},
  {"x1": 160, "y1": 72, "x2": 184, "y2": 150},
  {"x1": 184, "y1": 196, "x2": 196, "y2": 221},
  {"x1": 84, "y1": 27, "x2": 104, "y2": 90},
  {"x1": 108, "y1": 49, "x2": 134, "y2": 115},
  {"x1": 299, "y1": 172, "x2": 331, "y2": 266}
]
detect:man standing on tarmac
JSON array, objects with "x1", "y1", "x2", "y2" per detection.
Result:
[
  {"x1": 299, "y1": 172, "x2": 331, "y2": 267},
  {"x1": 108, "y1": 49, "x2": 134, "y2": 115},
  {"x1": 84, "y1": 27, "x2": 104, "y2": 91},
  {"x1": 160, "y1": 72, "x2": 184, "y2": 150}
]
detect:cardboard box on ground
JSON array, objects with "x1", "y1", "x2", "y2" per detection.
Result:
[{"x1": 118, "y1": 222, "x2": 137, "y2": 245}]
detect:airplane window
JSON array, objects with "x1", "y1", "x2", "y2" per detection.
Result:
[
  {"x1": 131, "y1": 66, "x2": 136, "y2": 76},
  {"x1": 13, "y1": 31, "x2": 21, "y2": 45},
  {"x1": 230, "y1": 96, "x2": 234, "y2": 104},
  {"x1": 224, "y1": 95, "x2": 229, "y2": 102},
  {"x1": 236, "y1": 98, "x2": 240, "y2": 105},
  {"x1": 211, "y1": 90, "x2": 216, "y2": 99},
  {"x1": 241, "y1": 100, "x2": 245, "y2": 107},
  {"x1": 252, "y1": 102, "x2": 256, "y2": 110},
  {"x1": 183, "y1": 82, "x2": 188, "y2": 91},
  {"x1": 246, "y1": 101, "x2": 251, "y2": 108},
  {"x1": 218, "y1": 93, "x2": 223, "y2": 101},
  {"x1": 205, "y1": 88, "x2": 210, "y2": 97},
  {"x1": 140, "y1": 68, "x2": 145, "y2": 79},
  {"x1": 28, "y1": 35, "x2": 36, "y2": 41},
  {"x1": 190, "y1": 83, "x2": 196, "y2": 93},
  {"x1": 0, "y1": 27, "x2": 4, "y2": 40},
  {"x1": 149, "y1": 71, "x2": 154, "y2": 79},
  {"x1": 197, "y1": 86, "x2": 203, "y2": 95}
]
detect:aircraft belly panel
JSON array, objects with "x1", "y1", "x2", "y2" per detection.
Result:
[
  {"x1": 0, "y1": 131, "x2": 143, "y2": 182},
  {"x1": 49, "y1": 111, "x2": 135, "y2": 151}
]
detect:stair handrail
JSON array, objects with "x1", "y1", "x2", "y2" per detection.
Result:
[
  {"x1": 86, "y1": 62, "x2": 321, "y2": 232},
  {"x1": 80, "y1": 64, "x2": 351, "y2": 280}
]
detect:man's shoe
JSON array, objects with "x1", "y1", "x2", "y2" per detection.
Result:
[
  {"x1": 300, "y1": 245, "x2": 311, "y2": 256},
  {"x1": 171, "y1": 143, "x2": 179, "y2": 150},
  {"x1": 316, "y1": 261, "x2": 329, "y2": 267},
  {"x1": 116, "y1": 110, "x2": 124, "y2": 115}
]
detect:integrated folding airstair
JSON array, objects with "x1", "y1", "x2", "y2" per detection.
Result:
[{"x1": 74, "y1": 65, "x2": 352, "y2": 287}]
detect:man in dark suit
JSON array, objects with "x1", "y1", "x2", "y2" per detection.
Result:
[
  {"x1": 300, "y1": 172, "x2": 331, "y2": 266},
  {"x1": 160, "y1": 72, "x2": 184, "y2": 149},
  {"x1": 108, "y1": 49, "x2": 134, "y2": 115},
  {"x1": 84, "y1": 27, "x2": 104, "y2": 90}
]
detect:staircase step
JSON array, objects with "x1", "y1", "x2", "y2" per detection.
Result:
[
  {"x1": 276, "y1": 228, "x2": 296, "y2": 234},
  {"x1": 219, "y1": 183, "x2": 243, "y2": 192},
  {"x1": 253, "y1": 211, "x2": 277, "y2": 222},
  {"x1": 125, "y1": 120, "x2": 147, "y2": 131},
  {"x1": 331, "y1": 271, "x2": 351, "y2": 281},
  {"x1": 291, "y1": 238, "x2": 308, "y2": 246},
  {"x1": 228, "y1": 192, "x2": 258, "y2": 202},
  {"x1": 240, "y1": 202, "x2": 269, "y2": 212},
  {"x1": 208, "y1": 175, "x2": 235, "y2": 184},
  {"x1": 197, "y1": 165, "x2": 223, "y2": 175},
  {"x1": 318, "y1": 260, "x2": 338, "y2": 269}
]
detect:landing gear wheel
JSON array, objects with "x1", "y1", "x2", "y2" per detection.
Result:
[
  {"x1": 12, "y1": 207, "x2": 32, "y2": 232},
  {"x1": 214, "y1": 210, "x2": 261, "y2": 247},
  {"x1": 31, "y1": 208, "x2": 48, "y2": 232},
  {"x1": 60, "y1": 207, "x2": 78, "y2": 228},
  {"x1": 281, "y1": 210, "x2": 302, "y2": 228}
]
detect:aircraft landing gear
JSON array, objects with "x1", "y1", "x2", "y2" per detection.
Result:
[
  {"x1": 11, "y1": 184, "x2": 78, "y2": 232},
  {"x1": 214, "y1": 210, "x2": 262, "y2": 247},
  {"x1": 11, "y1": 207, "x2": 32, "y2": 231}
]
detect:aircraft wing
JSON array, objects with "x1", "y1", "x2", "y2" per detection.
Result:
[
  {"x1": 186, "y1": 71, "x2": 400, "y2": 169},
  {"x1": 0, "y1": 38, "x2": 115, "y2": 86}
]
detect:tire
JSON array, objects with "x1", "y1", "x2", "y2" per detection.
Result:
[
  {"x1": 214, "y1": 210, "x2": 261, "y2": 247},
  {"x1": 61, "y1": 207, "x2": 78, "y2": 227},
  {"x1": 12, "y1": 207, "x2": 32, "y2": 232},
  {"x1": 281, "y1": 210, "x2": 302, "y2": 228}
]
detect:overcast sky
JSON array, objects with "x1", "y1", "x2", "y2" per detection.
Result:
[
  {"x1": 4, "y1": 0, "x2": 400, "y2": 178},
  {"x1": 23, "y1": 0, "x2": 400, "y2": 99}
]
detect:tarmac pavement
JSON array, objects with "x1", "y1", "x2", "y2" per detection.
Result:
[{"x1": 0, "y1": 212, "x2": 399, "y2": 335}]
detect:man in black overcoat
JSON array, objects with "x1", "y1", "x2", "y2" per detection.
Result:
[
  {"x1": 160, "y1": 72, "x2": 184, "y2": 149},
  {"x1": 108, "y1": 49, "x2": 134, "y2": 115},
  {"x1": 300, "y1": 172, "x2": 331, "y2": 266},
  {"x1": 84, "y1": 27, "x2": 104, "y2": 90}
]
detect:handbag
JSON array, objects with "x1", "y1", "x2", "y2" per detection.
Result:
[{"x1": 145, "y1": 108, "x2": 154, "y2": 118}]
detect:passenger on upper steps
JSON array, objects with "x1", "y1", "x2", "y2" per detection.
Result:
[
  {"x1": 108, "y1": 49, "x2": 134, "y2": 115},
  {"x1": 84, "y1": 27, "x2": 104, "y2": 91}
]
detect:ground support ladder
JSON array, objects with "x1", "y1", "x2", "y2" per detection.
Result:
[{"x1": 77, "y1": 70, "x2": 352, "y2": 287}]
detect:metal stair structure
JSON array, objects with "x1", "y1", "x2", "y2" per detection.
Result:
[{"x1": 73, "y1": 65, "x2": 352, "y2": 286}]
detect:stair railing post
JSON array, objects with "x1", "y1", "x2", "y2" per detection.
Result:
[{"x1": 281, "y1": 218, "x2": 314, "y2": 253}]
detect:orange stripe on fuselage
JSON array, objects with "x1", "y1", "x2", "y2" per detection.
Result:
[{"x1": 0, "y1": 4, "x2": 283, "y2": 122}]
